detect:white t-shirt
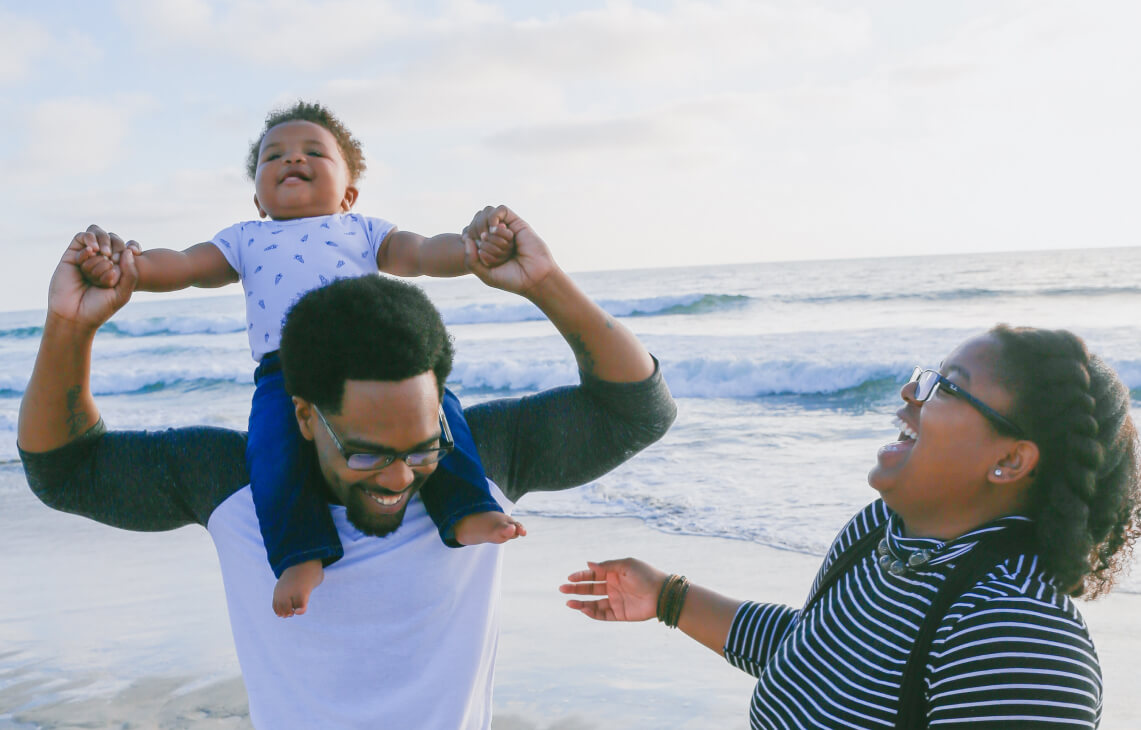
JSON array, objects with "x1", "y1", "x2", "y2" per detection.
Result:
[
  {"x1": 207, "y1": 481, "x2": 512, "y2": 729},
  {"x1": 211, "y1": 214, "x2": 396, "y2": 361}
]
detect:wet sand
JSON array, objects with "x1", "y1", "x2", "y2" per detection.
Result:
[{"x1": 3, "y1": 514, "x2": 1137, "y2": 728}]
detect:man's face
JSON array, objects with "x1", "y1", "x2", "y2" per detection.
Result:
[{"x1": 295, "y1": 373, "x2": 442, "y2": 538}]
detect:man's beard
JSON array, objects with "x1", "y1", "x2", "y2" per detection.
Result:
[
  {"x1": 346, "y1": 501, "x2": 409, "y2": 537},
  {"x1": 343, "y1": 474, "x2": 428, "y2": 538}
]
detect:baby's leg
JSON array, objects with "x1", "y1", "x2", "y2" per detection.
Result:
[
  {"x1": 420, "y1": 388, "x2": 520, "y2": 547},
  {"x1": 454, "y1": 511, "x2": 527, "y2": 545},
  {"x1": 248, "y1": 357, "x2": 344, "y2": 618},
  {"x1": 273, "y1": 559, "x2": 324, "y2": 617}
]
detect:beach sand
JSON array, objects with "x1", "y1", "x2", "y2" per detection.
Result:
[{"x1": 3, "y1": 513, "x2": 1138, "y2": 729}]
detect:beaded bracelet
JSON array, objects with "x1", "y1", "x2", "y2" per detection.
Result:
[{"x1": 656, "y1": 574, "x2": 690, "y2": 628}]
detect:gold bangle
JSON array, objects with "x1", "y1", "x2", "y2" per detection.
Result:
[
  {"x1": 668, "y1": 577, "x2": 690, "y2": 628},
  {"x1": 656, "y1": 574, "x2": 681, "y2": 625},
  {"x1": 657, "y1": 574, "x2": 689, "y2": 628}
]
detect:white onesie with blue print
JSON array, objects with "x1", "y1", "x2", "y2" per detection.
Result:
[{"x1": 210, "y1": 213, "x2": 396, "y2": 361}]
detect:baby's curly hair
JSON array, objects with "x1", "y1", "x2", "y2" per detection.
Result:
[
  {"x1": 991, "y1": 324, "x2": 1141, "y2": 598},
  {"x1": 245, "y1": 101, "x2": 366, "y2": 183}
]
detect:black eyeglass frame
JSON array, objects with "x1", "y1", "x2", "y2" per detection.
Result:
[
  {"x1": 909, "y1": 367, "x2": 1026, "y2": 438},
  {"x1": 312, "y1": 404, "x2": 455, "y2": 471}
]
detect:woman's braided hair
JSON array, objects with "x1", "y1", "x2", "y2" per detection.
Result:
[{"x1": 991, "y1": 325, "x2": 1140, "y2": 598}]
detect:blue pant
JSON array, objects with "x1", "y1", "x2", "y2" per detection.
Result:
[{"x1": 248, "y1": 354, "x2": 502, "y2": 578}]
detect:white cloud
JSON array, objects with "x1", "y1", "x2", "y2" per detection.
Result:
[
  {"x1": 370, "y1": 0, "x2": 869, "y2": 113},
  {"x1": 0, "y1": 12, "x2": 101, "y2": 84},
  {"x1": 272, "y1": 1, "x2": 871, "y2": 146},
  {"x1": 0, "y1": 12, "x2": 53, "y2": 83},
  {"x1": 113, "y1": 1, "x2": 868, "y2": 88},
  {"x1": 463, "y1": 1, "x2": 868, "y2": 83},
  {"x1": 9, "y1": 96, "x2": 152, "y2": 181},
  {"x1": 15, "y1": 166, "x2": 251, "y2": 278},
  {"x1": 7, "y1": 165, "x2": 252, "y2": 313},
  {"x1": 318, "y1": 70, "x2": 568, "y2": 133},
  {"x1": 4, "y1": 0, "x2": 1138, "y2": 315},
  {"x1": 115, "y1": 0, "x2": 422, "y2": 67}
]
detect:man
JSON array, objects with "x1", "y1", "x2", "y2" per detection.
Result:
[{"x1": 19, "y1": 206, "x2": 676, "y2": 728}]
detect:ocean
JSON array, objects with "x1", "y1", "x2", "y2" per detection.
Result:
[{"x1": 2, "y1": 246, "x2": 1140, "y2": 725}]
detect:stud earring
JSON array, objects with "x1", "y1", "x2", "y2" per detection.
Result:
[{"x1": 994, "y1": 468, "x2": 1002, "y2": 477}]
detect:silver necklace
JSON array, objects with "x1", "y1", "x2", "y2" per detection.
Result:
[{"x1": 877, "y1": 537, "x2": 937, "y2": 576}]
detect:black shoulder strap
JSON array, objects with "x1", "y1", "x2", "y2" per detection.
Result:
[
  {"x1": 895, "y1": 524, "x2": 1035, "y2": 729},
  {"x1": 803, "y1": 522, "x2": 886, "y2": 613}
]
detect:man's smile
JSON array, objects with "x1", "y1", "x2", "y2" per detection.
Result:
[{"x1": 359, "y1": 485, "x2": 413, "y2": 512}]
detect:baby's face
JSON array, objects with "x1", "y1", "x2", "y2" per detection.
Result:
[{"x1": 253, "y1": 120, "x2": 357, "y2": 220}]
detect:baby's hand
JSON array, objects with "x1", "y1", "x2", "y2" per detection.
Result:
[
  {"x1": 477, "y1": 229, "x2": 515, "y2": 268},
  {"x1": 76, "y1": 243, "x2": 120, "y2": 288},
  {"x1": 463, "y1": 205, "x2": 516, "y2": 268}
]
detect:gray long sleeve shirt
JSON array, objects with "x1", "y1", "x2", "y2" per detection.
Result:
[{"x1": 21, "y1": 365, "x2": 676, "y2": 531}]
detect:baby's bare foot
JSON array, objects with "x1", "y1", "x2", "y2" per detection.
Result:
[
  {"x1": 273, "y1": 559, "x2": 324, "y2": 618},
  {"x1": 454, "y1": 511, "x2": 527, "y2": 546}
]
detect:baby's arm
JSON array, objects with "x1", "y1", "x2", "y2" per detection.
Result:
[
  {"x1": 78, "y1": 237, "x2": 237, "y2": 292},
  {"x1": 378, "y1": 216, "x2": 514, "y2": 278},
  {"x1": 377, "y1": 230, "x2": 468, "y2": 278},
  {"x1": 133, "y1": 243, "x2": 239, "y2": 291}
]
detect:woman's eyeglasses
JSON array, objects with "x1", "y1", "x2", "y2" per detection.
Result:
[{"x1": 908, "y1": 367, "x2": 1026, "y2": 438}]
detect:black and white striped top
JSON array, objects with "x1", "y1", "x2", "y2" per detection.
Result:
[{"x1": 724, "y1": 501, "x2": 1102, "y2": 728}]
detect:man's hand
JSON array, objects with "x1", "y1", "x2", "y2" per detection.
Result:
[
  {"x1": 51, "y1": 226, "x2": 140, "y2": 331},
  {"x1": 462, "y1": 206, "x2": 556, "y2": 298}
]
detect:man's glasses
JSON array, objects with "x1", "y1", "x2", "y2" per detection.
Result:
[
  {"x1": 312, "y1": 404, "x2": 455, "y2": 471},
  {"x1": 908, "y1": 367, "x2": 1026, "y2": 438}
]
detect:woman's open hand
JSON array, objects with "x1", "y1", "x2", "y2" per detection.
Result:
[{"x1": 559, "y1": 558, "x2": 667, "y2": 622}]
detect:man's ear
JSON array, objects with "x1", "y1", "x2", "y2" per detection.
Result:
[
  {"x1": 341, "y1": 185, "x2": 358, "y2": 212},
  {"x1": 293, "y1": 396, "x2": 316, "y2": 441},
  {"x1": 254, "y1": 194, "x2": 268, "y2": 219},
  {"x1": 989, "y1": 439, "x2": 1040, "y2": 484}
]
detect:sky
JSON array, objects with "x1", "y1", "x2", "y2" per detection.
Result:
[{"x1": 1, "y1": 0, "x2": 1138, "y2": 312}]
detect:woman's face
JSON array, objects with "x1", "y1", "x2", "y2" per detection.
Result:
[{"x1": 868, "y1": 333, "x2": 1025, "y2": 537}]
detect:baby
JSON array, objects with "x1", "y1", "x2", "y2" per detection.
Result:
[{"x1": 78, "y1": 101, "x2": 524, "y2": 618}]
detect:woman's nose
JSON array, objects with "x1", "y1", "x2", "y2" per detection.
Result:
[{"x1": 901, "y1": 380, "x2": 922, "y2": 406}]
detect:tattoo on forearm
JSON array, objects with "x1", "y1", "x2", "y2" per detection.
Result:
[
  {"x1": 65, "y1": 385, "x2": 89, "y2": 437},
  {"x1": 566, "y1": 333, "x2": 597, "y2": 376}
]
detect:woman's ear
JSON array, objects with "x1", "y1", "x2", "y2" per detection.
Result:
[{"x1": 990, "y1": 439, "x2": 1040, "y2": 484}]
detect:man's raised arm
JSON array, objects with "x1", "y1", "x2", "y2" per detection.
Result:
[
  {"x1": 19, "y1": 227, "x2": 139, "y2": 452},
  {"x1": 19, "y1": 227, "x2": 247, "y2": 531},
  {"x1": 462, "y1": 207, "x2": 675, "y2": 501},
  {"x1": 463, "y1": 206, "x2": 654, "y2": 384}
]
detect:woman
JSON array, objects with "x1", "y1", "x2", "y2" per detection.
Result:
[{"x1": 561, "y1": 326, "x2": 1139, "y2": 728}]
